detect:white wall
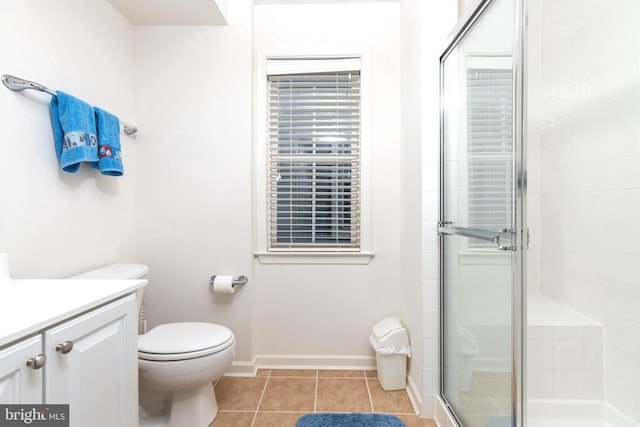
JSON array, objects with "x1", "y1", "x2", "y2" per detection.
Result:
[
  {"x1": 400, "y1": 0, "x2": 427, "y2": 412},
  {"x1": 401, "y1": 0, "x2": 457, "y2": 417},
  {"x1": 0, "y1": 0, "x2": 137, "y2": 278},
  {"x1": 531, "y1": 0, "x2": 640, "y2": 420},
  {"x1": 252, "y1": 2, "x2": 403, "y2": 365},
  {"x1": 133, "y1": 3, "x2": 254, "y2": 363}
]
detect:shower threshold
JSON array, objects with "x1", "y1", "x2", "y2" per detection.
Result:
[{"x1": 528, "y1": 399, "x2": 639, "y2": 427}]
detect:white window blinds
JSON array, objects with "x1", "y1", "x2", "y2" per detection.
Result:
[
  {"x1": 267, "y1": 61, "x2": 361, "y2": 251},
  {"x1": 466, "y1": 57, "x2": 513, "y2": 247}
]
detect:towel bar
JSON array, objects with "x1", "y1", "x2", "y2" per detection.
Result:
[{"x1": 1, "y1": 74, "x2": 138, "y2": 135}]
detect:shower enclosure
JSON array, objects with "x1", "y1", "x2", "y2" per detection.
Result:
[
  {"x1": 438, "y1": 0, "x2": 640, "y2": 426},
  {"x1": 438, "y1": 0, "x2": 524, "y2": 426}
]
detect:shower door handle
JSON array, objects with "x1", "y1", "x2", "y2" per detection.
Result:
[
  {"x1": 437, "y1": 225, "x2": 517, "y2": 251},
  {"x1": 437, "y1": 225, "x2": 499, "y2": 243},
  {"x1": 498, "y1": 243, "x2": 517, "y2": 251},
  {"x1": 497, "y1": 228, "x2": 517, "y2": 251}
]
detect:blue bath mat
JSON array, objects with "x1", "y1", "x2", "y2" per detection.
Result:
[{"x1": 296, "y1": 413, "x2": 405, "y2": 427}]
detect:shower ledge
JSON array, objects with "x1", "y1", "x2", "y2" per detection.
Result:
[
  {"x1": 528, "y1": 293, "x2": 602, "y2": 327},
  {"x1": 527, "y1": 293, "x2": 604, "y2": 401}
]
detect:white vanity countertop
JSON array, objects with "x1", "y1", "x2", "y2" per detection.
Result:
[{"x1": 0, "y1": 279, "x2": 147, "y2": 348}]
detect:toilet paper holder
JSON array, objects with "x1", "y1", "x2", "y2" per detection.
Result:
[{"x1": 209, "y1": 275, "x2": 249, "y2": 287}]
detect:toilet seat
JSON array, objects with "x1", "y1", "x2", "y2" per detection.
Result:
[{"x1": 138, "y1": 322, "x2": 234, "y2": 362}]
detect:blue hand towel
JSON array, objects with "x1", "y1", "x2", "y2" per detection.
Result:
[
  {"x1": 49, "y1": 91, "x2": 98, "y2": 173},
  {"x1": 93, "y1": 107, "x2": 123, "y2": 176}
]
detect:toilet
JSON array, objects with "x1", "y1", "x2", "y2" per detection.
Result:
[{"x1": 70, "y1": 264, "x2": 235, "y2": 427}]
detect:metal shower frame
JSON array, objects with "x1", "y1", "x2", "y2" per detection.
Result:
[{"x1": 437, "y1": 0, "x2": 527, "y2": 425}]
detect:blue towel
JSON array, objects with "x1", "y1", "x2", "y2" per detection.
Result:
[
  {"x1": 49, "y1": 91, "x2": 98, "y2": 173},
  {"x1": 93, "y1": 107, "x2": 123, "y2": 176}
]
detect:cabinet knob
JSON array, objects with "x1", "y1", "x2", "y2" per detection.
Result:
[
  {"x1": 26, "y1": 354, "x2": 46, "y2": 369},
  {"x1": 56, "y1": 340, "x2": 74, "y2": 354}
]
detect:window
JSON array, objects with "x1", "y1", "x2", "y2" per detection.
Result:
[
  {"x1": 265, "y1": 58, "x2": 362, "y2": 252},
  {"x1": 466, "y1": 56, "x2": 513, "y2": 248}
]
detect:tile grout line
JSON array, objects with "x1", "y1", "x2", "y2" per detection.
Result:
[
  {"x1": 250, "y1": 370, "x2": 271, "y2": 427},
  {"x1": 313, "y1": 370, "x2": 318, "y2": 413},
  {"x1": 364, "y1": 375, "x2": 375, "y2": 413}
]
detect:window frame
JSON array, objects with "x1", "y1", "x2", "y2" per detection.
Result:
[{"x1": 254, "y1": 51, "x2": 373, "y2": 265}]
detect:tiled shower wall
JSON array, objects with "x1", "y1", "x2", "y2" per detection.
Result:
[
  {"x1": 416, "y1": 0, "x2": 457, "y2": 417},
  {"x1": 527, "y1": 325, "x2": 603, "y2": 399},
  {"x1": 531, "y1": 0, "x2": 640, "y2": 420}
]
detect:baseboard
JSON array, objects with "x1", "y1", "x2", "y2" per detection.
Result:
[
  {"x1": 255, "y1": 354, "x2": 376, "y2": 370},
  {"x1": 405, "y1": 374, "x2": 422, "y2": 416},
  {"x1": 226, "y1": 354, "x2": 376, "y2": 377},
  {"x1": 227, "y1": 358, "x2": 258, "y2": 377}
]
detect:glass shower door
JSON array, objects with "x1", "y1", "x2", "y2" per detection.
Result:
[{"x1": 439, "y1": 0, "x2": 523, "y2": 426}]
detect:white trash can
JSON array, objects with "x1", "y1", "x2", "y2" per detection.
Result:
[{"x1": 369, "y1": 317, "x2": 411, "y2": 391}]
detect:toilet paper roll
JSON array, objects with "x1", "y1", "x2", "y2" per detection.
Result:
[
  {"x1": 212, "y1": 275, "x2": 235, "y2": 294},
  {"x1": 0, "y1": 253, "x2": 10, "y2": 279}
]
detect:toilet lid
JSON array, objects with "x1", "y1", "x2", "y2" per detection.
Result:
[{"x1": 138, "y1": 322, "x2": 234, "y2": 361}]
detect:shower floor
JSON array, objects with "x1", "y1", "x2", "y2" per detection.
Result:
[{"x1": 528, "y1": 399, "x2": 639, "y2": 427}]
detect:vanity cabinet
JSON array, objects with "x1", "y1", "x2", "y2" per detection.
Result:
[
  {"x1": 45, "y1": 294, "x2": 137, "y2": 427},
  {"x1": 0, "y1": 335, "x2": 43, "y2": 404},
  {"x1": 0, "y1": 294, "x2": 138, "y2": 427}
]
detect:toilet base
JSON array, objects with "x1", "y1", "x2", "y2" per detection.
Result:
[
  {"x1": 169, "y1": 383, "x2": 218, "y2": 427},
  {"x1": 140, "y1": 383, "x2": 219, "y2": 427}
]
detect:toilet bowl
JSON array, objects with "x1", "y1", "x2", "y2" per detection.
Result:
[{"x1": 70, "y1": 264, "x2": 236, "y2": 427}]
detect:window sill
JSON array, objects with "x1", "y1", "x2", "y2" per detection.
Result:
[{"x1": 255, "y1": 252, "x2": 374, "y2": 265}]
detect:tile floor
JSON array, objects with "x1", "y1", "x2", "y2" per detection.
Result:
[{"x1": 210, "y1": 369, "x2": 436, "y2": 427}]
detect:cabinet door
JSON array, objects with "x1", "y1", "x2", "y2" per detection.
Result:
[
  {"x1": 44, "y1": 295, "x2": 137, "y2": 427},
  {"x1": 0, "y1": 335, "x2": 43, "y2": 404}
]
